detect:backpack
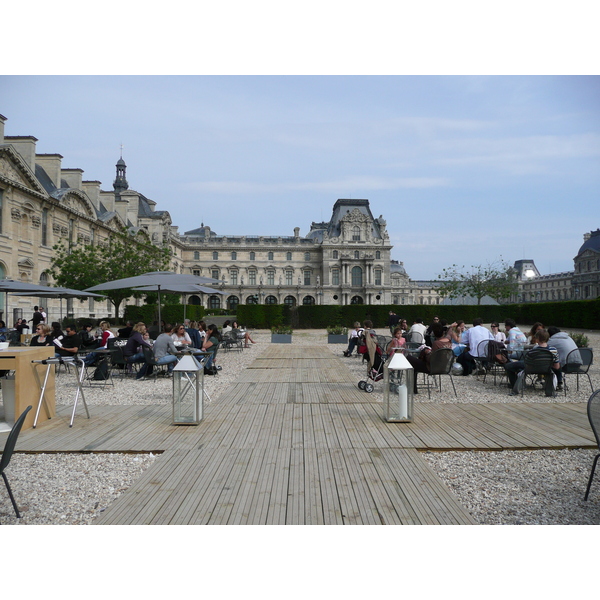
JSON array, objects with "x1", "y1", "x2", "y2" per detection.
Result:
[{"x1": 92, "y1": 360, "x2": 109, "y2": 380}]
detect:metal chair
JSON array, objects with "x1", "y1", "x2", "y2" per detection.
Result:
[
  {"x1": 142, "y1": 346, "x2": 170, "y2": 381},
  {"x1": 408, "y1": 331, "x2": 425, "y2": 345},
  {"x1": 1, "y1": 405, "x2": 32, "y2": 518},
  {"x1": 477, "y1": 339, "x2": 507, "y2": 386},
  {"x1": 426, "y1": 348, "x2": 457, "y2": 399},
  {"x1": 221, "y1": 331, "x2": 243, "y2": 352},
  {"x1": 562, "y1": 347, "x2": 594, "y2": 396},
  {"x1": 584, "y1": 390, "x2": 600, "y2": 500},
  {"x1": 517, "y1": 348, "x2": 556, "y2": 397}
]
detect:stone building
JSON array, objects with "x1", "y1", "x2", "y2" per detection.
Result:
[{"x1": 0, "y1": 114, "x2": 443, "y2": 322}]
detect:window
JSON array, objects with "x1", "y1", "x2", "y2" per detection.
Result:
[
  {"x1": 285, "y1": 270, "x2": 293, "y2": 285},
  {"x1": 303, "y1": 296, "x2": 315, "y2": 305},
  {"x1": 227, "y1": 295, "x2": 239, "y2": 311},
  {"x1": 208, "y1": 295, "x2": 221, "y2": 309},
  {"x1": 193, "y1": 269, "x2": 200, "y2": 276},
  {"x1": 231, "y1": 251, "x2": 237, "y2": 260},
  {"x1": 354, "y1": 251, "x2": 359, "y2": 259},
  {"x1": 194, "y1": 251, "x2": 200, "y2": 260},
  {"x1": 286, "y1": 251, "x2": 292, "y2": 261},
  {"x1": 250, "y1": 251, "x2": 255, "y2": 261},
  {"x1": 213, "y1": 251, "x2": 219, "y2": 260},
  {"x1": 267, "y1": 270, "x2": 275, "y2": 285},
  {"x1": 351, "y1": 266, "x2": 363, "y2": 286},
  {"x1": 304, "y1": 252, "x2": 311, "y2": 261},
  {"x1": 0, "y1": 188, "x2": 3, "y2": 234},
  {"x1": 246, "y1": 295, "x2": 258, "y2": 305},
  {"x1": 284, "y1": 295, "x2": 296, "y2": 306},
  {"x1": 331, "y1": 269, "x2": 340, "y2": 286},
  {"x1": 332, "y1": 250, "x2": 338, "y2": 259},
  {"x1": 230, "y1": 271, "x2": 238, "y2": 285},
  {"x1": 41, "y1": 208, "x2": 48, "y2": 246},
  {"x1": 39, "y1": 272, "x2": 49, "y2": 286},
  {"x1": 211, "y1": 269, "x2": 219, "y2": 280},
  {"x1": 249, "y1": 270, "x2": 256, "y2": 285},
  {"x1": 268, "y1": 251, "x2": 274, "y2": 261},
  {"x1": 265, "y1": 295, "x2": 277, "y2": 305},
  {"x1": 375, "y1": 251, "x2": 381, "y2": 259},
  {"x1": 304, "y1": 271, "x2": 311, "y2": 285},
  {"x1": 375, "y1": 269, "x2": 382, "y2": 286},
  {"x1": 352, "y1": 226, "x2": 361, "y2": 241}
]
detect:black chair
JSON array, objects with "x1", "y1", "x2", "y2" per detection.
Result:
[
  {"x1": 519, "y1": 348, "x2": 556, "y2": 397},
  {"x1": 563, "y1": 347, "x2": 594, "y2": 396},
  {"x1": 1, "y1": 405, "x2": 32, "y2": 518},
  {"x1": 584, "y1": 390, "x2": 600, "y2": 501},
  {"x1": 142, "y1": 346, "x2": 169, "y2": 381},
  {"x1": 426, "y1": 348, "x2": 457, "y2": 399}
]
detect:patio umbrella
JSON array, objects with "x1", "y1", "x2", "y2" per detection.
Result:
[
  {"x1": 133, "y1": 284, "x2": 227, "y2": 321},
  {"x1": 0, "y1": 279, "x2": 67, "y2": 325},
  {"x1": 13, "y1": 287, "x2": 106, "y2": 321},
  {"x1": 85, "y1": 271, "x2": 222, "y2": 325}
]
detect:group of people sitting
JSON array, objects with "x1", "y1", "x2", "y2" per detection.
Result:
[{"x1": 343, "y1": 315, "x2": 581, "y2": 397}]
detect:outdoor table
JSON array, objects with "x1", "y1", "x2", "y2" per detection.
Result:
[{"x1": 0, "y1": 346, "x2": 56, "y2": 430}]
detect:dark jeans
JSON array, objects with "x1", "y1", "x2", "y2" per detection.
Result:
[
  {"x1": 125, "y1": 352, "x2": 152, "y2": 379},
  {"x1": 346, "y1": 337, "x2": 359, "y2": 355},
  {"x1": 406, "y1": 354, "x2": 428, "y2": 392},
  {"x1": 504, "y1": 360, "x2": 561, "y2": 395}
]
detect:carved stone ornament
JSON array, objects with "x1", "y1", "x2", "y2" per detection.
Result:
[
  {"x1": 11, "y1": 208, "x2": 21, "y2": 221},
  {"x1": 31, "y1": 215, "x2": 41, "y2": 227},
  {"x1": 53, "y1": 222, "x2": 61, "y2": 234},
  {"x1": 60, "y1": 226, "x2": 68, "y2": 237}
]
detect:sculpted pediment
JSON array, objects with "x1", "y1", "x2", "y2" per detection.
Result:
[
  {"x1": 340, "y1": 208, "x2": 370, "y2": 224},
  {"x1": 60, "y1": 191, "x2": 96, "y2": 219},
  {"x1": 0, "y1": 148, "x2": 46, "y2": 195}
]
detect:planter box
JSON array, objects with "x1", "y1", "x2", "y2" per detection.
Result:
[
  {"x1": 328, "y1": 334, "x2": 348, "y2": 344},
  {"x1": 271, "y1": 334, "x2": 292, "y2": 344}
]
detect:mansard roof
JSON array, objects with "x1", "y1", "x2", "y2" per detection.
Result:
[
  {"x1": 327, "y1": 198, "x2": 384, "y2": 239},
  {"x1": 576, "y1": 229, "x2": 600, "y2": 257}
]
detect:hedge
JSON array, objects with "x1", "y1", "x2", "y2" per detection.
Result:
[
  {"x1": 123, "y1": 304, "x2": 205, "y2": 325},
  {"x1": 231, "y1": 299, "x2": 600, "y2": 330}
]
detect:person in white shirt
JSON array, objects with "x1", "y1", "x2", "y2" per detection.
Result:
[
  {"x1": 456, "y1": 318, "x2": 493, "y2": 375},
  {"x1": 490, "y1": 322, "x2": 506, "y2": 344},
  {"x1": 408, "y1": 318, "x2": 427, "y2": 344}
]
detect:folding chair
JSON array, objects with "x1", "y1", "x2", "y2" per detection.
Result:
[{"x1": 584, "y1": 390, "x2": 600, "y2": 500}]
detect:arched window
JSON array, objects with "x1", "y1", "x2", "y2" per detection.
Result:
[
  {"x1": 227, "y1": 295, "x2": 239, "y2": 311},
  {"x1": 39, "y1": 272, "x2": 49, "y2": 286},
  {"x1": 303, "y1": 295, "x2": 315, "y2": 305},
  {"x1": 265, "y1": 295, "x2": 278, "y2": 305},
  {"x1": 350, "y1": 295, "x2": 363, "y2": 305},
  {"x1": 188, "y1": 295, "x2": 201, "y2": 305},
  {"x1": 213, "y1": 251, "x2": 219, "y2": 260},
  {"x1": 246, "y1": 295, "x2": 259, "y2": 304},
  {"x1": 351, "y1": 266, "x2": 363, "y2": 286},
  {"x1": 286, "y1": 251, "x2": 292, "y2": 260},
  {"x1": 268, "y1": 251, "x2": 274, "y2": 261},
  {"x1": 250, "y1": 251, "x2": 255, "y2": 261},
  {"x1": 352, "y1": 226, "x2": 361, "y2": 241},
  {"x1": 208, "y1": 295, "x2": 221, "y2": 309},
  {"x1": 284, "y1": 295, "x2": 296, "y2": 306}
]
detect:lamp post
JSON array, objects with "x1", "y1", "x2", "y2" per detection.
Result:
[
  {"x1": 383, "y1": 351, "x2": 414, "y2": 422},
  {"x1": 172, "y1": 355, "x2": 203, "y2": 425}
]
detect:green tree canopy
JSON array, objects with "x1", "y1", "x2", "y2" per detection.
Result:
[
  {"x1": 49, "y1": 228, "x2": 170, "y2": 318},
  {"x1": 436, "y1": 259, "x2": 518, "y2": 305}
]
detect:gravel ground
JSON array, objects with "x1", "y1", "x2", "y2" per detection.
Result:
[{"x1": 1, "y1": 326, "x2": 598, "y2": 525}]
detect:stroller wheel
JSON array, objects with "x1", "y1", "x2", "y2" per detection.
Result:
[
  {"x1": 358, "y1": 380, "x2": 366, "y2": 390},
  {"x1": 364, "y1": 383, "x2": 374, "y2": 393}
]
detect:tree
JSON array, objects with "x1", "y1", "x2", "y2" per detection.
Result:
[
  {"x1": 436, "y1": 259, "x2": 518, "y2": 305},
  {"x1": 49, "y1": 228, "x2": 170, "y2": 318}
]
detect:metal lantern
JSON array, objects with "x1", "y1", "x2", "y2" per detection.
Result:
[
  {"x1": 172, "y1": 355, "x2": 204, "y2": 425},
  {"x1": 383, "y1": 351, "x2": 415, "y2": 422}
]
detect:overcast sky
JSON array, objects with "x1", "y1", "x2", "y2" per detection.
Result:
[{"x1": 2, "y1": 7, "x2": 599, "y2": 281}]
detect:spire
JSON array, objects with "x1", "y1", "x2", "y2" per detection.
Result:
[{"x1": 113, "y1": 145, "x2": 129, "y2": 197}]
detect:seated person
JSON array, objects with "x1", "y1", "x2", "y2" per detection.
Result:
[
  {"x1": 184, "y1": 320, "x2": 202, "y2": 348},
  {"x1": 528, "y1": 322, "x2": 545, "y2": 345},
  {"x1": 343, "y1": 322, "x2": 364, "y2": 357},
  {"x1": 30, "y1": 323, "x2": 53, "y2": 346},
  {"x1": 0, "y1": 320, "x2": 8, "y2": 342},
  {"x1": 15, "y1": 318, "x2": 30, "y2": 336},
  {"x1": 54, "y1": 325, "x2": 81, "y2": 359},
  {"x1": 122, "y1": 322, "x2": 153, "y2": 380},
  {"x1": 505, "y1": 318, "x2": 528, "y2": 358},
  {"x1": 49, "y1": 322, "x2": 64, "y2": 341},
  {"x1": 78, "y1": 324, "x2": 99, "y2": 348},
  {"x1": 171, "y1": 324, "x2": 192, "y2": 346},
  {"x1": 547, "y1": 326, "x2": 580, "y2": 368},
  {"x1": 117, "y1": 320, "x2": 134, "y2": 339},
  {"x1": 231, "y1": 321, "x2": 256, "y2": 347},
  {"x1": 504, "y1": 329, "x2": 560, "y2": 396},
  {"x1": 201, "y1": 324, "x2": 221, "y2": 373},
  {"x1": 83, "y1": 321, "x2": 114, "y2": 365},
  {"x1": 153, "y1": 326, "x2": 180, "y2": 374},
  {"x1": 407, "y1": 318, "x2": 427, "y2": 343},
  {"x1": 456, "y1": 318, "x2": 494, "y2": 376},
  {"x1": 447, "y1": 321, "x2": 467, "y2": 356},
  {"x1": 490, "y1": 322, "x2": 506, "y2": 344},
  {"x1": 405, "y1": 323, "x2": 451, "y2": 393},
  {"x1": 386, "y1": 326, "x2": 406, "y2": 355}
]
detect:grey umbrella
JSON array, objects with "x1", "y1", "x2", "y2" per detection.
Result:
[
  {"x1": 0, "y1": 279, "x2": 69, "y2": 325},
  {"x1": 133, "y1": 284, "x2": 227, "y2": 321},
  {"x1": 13, "y1": 287, "x2": 106, "y2": 321},
  {"x1": 85, "y1": 271, "x2": 222, "y2": 325}
]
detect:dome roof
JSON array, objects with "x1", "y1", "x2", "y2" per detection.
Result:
[
  {"x1": 184, "y1": 224, "x2": 217, "y2": 238},
  {"x1": 390, "y1": 261, "x2": 407, "y2": 275},
  {"x1": 577, "y1": 229, "x2": 600, "y2": 256}
]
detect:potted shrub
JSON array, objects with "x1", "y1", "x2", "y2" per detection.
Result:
[
  {"x1": 327, "y1": 325, "x2": 348, "y2": 344},
  {"x1": 569, "y1": 332, "x2": 589, "y2": 348},
  {"x1": 271, "y1": 325, "x2": 293, "y2": 344}
]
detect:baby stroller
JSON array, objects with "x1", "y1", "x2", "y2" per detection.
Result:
[{"x1": 358, "y1": 333, "x2": 391, "y2": 393}]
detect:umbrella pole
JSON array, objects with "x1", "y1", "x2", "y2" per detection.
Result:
[
  {"x1": 158, "y1": 286, "x2": 161, "y2": 328},
  {"x1": 183, "y1": 294, "x2": 187, "y2": 322}
]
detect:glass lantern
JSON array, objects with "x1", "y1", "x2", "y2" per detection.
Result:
[
  {"x1": 172, "y1": 355, "x2": 204, "y2": 425},
  {"x1": 383, "y1": 351, "x2": 415, "y2": 422}
]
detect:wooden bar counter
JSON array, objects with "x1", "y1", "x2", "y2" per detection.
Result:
[{"x1": 0, "y1": 346, "x2": 56, "y2": 430}]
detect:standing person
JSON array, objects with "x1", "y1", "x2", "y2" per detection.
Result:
[
  {"x1": 29, "y1": 306, "x2": 44, "y2": 329},
  {"x1": 39, "y1": 306, "x2": 47, "y2": 323}
]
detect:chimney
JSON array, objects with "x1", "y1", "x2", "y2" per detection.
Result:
[
  {"x1": 61, "y1": 168, "x2": 84, "y2": 190},
  {"x1": 294, "y1": 227, "x2": 300, "y2": 238},
  {"x1": 4, "y1": 135, "x2": 38, "y2": 171},
  {"x1": 82, "y1": 180, "x2": 101, "y2": 209},
  {"x1": 36, "y1": 154, "x2": 63, "y2": 189},
  {"x1": 0, "y1": 114, "x2": 6, "y2": 142},
  {"x1": 584, "y1": 232, "x2": 591, "y2": 242}
]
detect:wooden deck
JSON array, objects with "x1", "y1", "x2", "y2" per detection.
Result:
[{"x1": 2, "y1": 346, "x2": 596, "y2": 524}]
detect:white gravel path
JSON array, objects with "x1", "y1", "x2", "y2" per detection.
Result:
[{"x1": 1, "y1": 327, "x2": 598, "y2": 525}]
